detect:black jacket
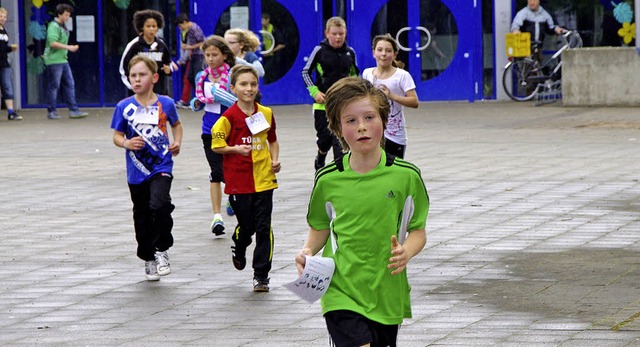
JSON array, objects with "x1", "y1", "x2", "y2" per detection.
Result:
[
  {"x1": 119, "y1": 36, "x2": 172, "y2": 95},
  {"x1": 302, "y1": 39, "x2": 359, "y2": 95}
]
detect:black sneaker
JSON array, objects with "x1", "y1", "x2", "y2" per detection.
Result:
[
  {"x1": 231, "y1": 245, "x2": 246, "y2": 270},
  {"x1": 314, "y1": 152, "x2": 327, "y2": 171},
  {"x1": 210, "y1": 217, "x2": 225, "y2": 236},
  {"x1": 8, "y1": 112, "x2": 22, "y2": 121},
  {"x1": 253, "y1": 277, "x2": 270, "y2": 292}
]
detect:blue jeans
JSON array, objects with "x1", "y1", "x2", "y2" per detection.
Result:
[
  {"x1": 0, "y1": 67, "x2": 14, "y2": 100},
  {"x1": 45, "y1": 63, "x2": 79, "y2": 112}
]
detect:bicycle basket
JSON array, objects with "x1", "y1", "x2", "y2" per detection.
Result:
[{"x1": 506, "y1": 32, "x2": 531, "y2": 57}]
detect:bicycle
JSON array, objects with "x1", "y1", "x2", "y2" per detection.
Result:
[{"x1": 502, "y1": 30, "x2": 582, "y2": 102}]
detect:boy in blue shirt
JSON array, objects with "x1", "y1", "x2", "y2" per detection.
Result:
[{"x1": 111, "y1": 54, "x2": 183, "y2": 281}]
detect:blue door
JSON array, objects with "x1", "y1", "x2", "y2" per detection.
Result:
[
  {"x1": 347, "y1": 0, "x2": 482, "y2": 101},
  {"x1": 191, "y1": 0, "x2": 322, "y2": 105}
]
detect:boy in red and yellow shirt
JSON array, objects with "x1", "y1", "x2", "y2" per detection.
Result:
[{"x1": 211, "y1": 65, "x2": 280, "y2": 292}]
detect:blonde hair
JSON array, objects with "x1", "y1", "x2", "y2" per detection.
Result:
[
  {"x1": 129, "y1": 54, "x2": 158, "y2": 74},
  {"x1": 325, "y1": 77, "x2": 390, "y2": 150},
  {"x1": 0, "y1": 8, "x2": 8, "y2": 15},
  {"x1": 225, "y1": 28, "x2": 261, "y2": 53},
  {"x1": 325, "y1": 16, "x2": 346, "y2": 31}
]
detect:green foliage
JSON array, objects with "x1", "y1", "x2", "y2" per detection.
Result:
[{"x1": 113, "y1": 0, "x2": 132, "y2": 10}]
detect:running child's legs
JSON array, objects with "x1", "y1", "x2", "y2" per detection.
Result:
[
  {"x1": 202, "y1": 135, "x2": 224, "y2": 214},
  {"x1": 313, "y1": 109, "x2": 342, "y2": 159},
  {"x1": 229, "y1": 190, "x2": 274, "y2": 279},
  {"x1": 128, "y1": 173, "x2": 175, "y2": 261},
  {"x1": 324, "y1": 310, "x2": 399, "y2": 347},
  {"x1": 383, "y1": 137, "x2": 406, "y2": 159},
  {"x1": 210, "y1": 182, "x2": 222, "y2": 213}
]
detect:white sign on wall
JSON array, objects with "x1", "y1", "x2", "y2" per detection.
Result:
[
  {"x1": 75, "y1": 15, "x2": 95, "y2": 42},
  {"x1": 230, "y1": 7, "x2": 249, "y2": 30}
]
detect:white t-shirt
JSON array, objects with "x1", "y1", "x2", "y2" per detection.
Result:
[{"x1": 362, "y1": 67, "x2": 416, "y2": 145}]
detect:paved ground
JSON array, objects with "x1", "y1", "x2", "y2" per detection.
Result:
[{"x1": 1, "y1": 101, "x2": 640, "y2": 346}]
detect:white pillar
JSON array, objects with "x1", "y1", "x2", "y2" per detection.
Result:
[{"x1": 494, "y1": 0, "x2": 512, "y2": 100}]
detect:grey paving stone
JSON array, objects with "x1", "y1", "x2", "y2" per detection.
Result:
[{"x1": 1, "y1": 103, "x2": 640, "y2": 345}]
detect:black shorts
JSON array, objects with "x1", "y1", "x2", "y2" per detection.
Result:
[
  {"x1": 384, "y1": 137, "x2": 406, "y2": 159},
  {"x1": 324, "y1": 310, "x2": 399, "y2": 347},
  {"x1": 201, "y1": 134, "x2": 224, "y2": 183}
]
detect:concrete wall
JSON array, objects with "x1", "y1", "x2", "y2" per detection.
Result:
[{"x1": 563, "y1": 47, "x2": 640, "y2": 106}]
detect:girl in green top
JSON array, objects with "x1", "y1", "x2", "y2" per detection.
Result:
[{"x1": 295, "y1": 77, "x2": 429, "y2": 347}]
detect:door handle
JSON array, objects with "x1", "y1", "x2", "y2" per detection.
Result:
[
  {"x1": 259, "y1": 30, "x2": 276, "y2": 55},
  {"x1": 395, "y1": 27, "x2": 412, "y2": 52},
  {"x1": 395, "y1": 26, "x2": 432, "y2": 52},
  {"x1": 415, "y1": 26, "x2": 431, "y2": 51}
]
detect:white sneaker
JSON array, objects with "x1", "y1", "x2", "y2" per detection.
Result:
[
  {"x1": 154, "y1": 251, "x2": 171, "y2": 276},
  {"x1": 211, "y1": 216, "x2": 225, "y2": 236},
  {"x1": 145, "y1": 260, "x2": 160, "y2": 281}
]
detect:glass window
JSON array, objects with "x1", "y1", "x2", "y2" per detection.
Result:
[{"x1": 102, "y1": 1, "x2": 178, "y2": 104}]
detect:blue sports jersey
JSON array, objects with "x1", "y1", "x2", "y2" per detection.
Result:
[{"x1": 111, "y1": 95, "x2": 180, "y2": 184}]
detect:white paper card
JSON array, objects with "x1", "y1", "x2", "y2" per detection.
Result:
[
  {"x1": 204, "y1": 81, "x2": 214, "y2": 99},
  {"x1": 285, "y1": 256, "x2": 335, "y2": 303},
  {"x1": 245, "y1": 112, "x2": 270, "y2": 135},
  {"x1": 203, "y1": 82, "x2": 220, "y2": 113},
  {"x1": 134, "y1": 106, "x2": 159, "y2": 125}
]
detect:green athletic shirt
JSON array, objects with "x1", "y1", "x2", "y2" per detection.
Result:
[
  {"x1": 307, "y1": 151, "x2": 429, "y2": 325},
  {"x1": 44, "y1": 20, "x2": 69, "y2": 65}
]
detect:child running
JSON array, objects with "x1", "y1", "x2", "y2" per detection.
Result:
[
  {"x1": 362, "y1": 34, "x2": 418, "y2": 159},
  {"x1": 194, "y1": 35, "x2": 237, "y2": 236},
  {"x1": 119, "y1": 9, "x2": 174, "y2": 96},
  {"x1": 111, "y1": 54, "x2": 183, "y2": 281},
  {"x1": 211, "y1": 65, "x2": 280, "y2": 292},
  {"x1": 295, "y1": 77, "x2": 429, "y2": 346},
  {"x1": 302, "y1": 16, "x2": 359, "y2": 171},
  {"x1": 224, "y1": 28, "x2": 265, "y2": 79}
]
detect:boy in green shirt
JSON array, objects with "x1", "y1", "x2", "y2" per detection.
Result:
[
  {"x1": 295, "y1": 77, "x2": 429, "y2": 346},
  {"x1": 43, "y1": 3, "x2": 88, "y2": 120}
]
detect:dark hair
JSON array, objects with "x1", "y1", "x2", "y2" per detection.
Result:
[
  {"x1": 262, "y1": 13, "x2": 270, "y2": 20},
  {"x1": 202, "y1": 35, "x2": 236, "y2": 68},
  {"x1": 230, "y1": 65, "x2": 258, "y2": 86},
  {"x1": 326, "y1": 77, "x2": 390, "y2": 150},
  {"x1": 133, "y1": 10, "x2": 164, "y2": 34},
  {"x1": 372, "y1": 34, "x2": 405, "y2": 69},
  {"x1": 176, "y1": 13, "x2": 189, "y2": 24},
  {"x1": 56, "y1": 4, "x2": 73, "y2": 16}
]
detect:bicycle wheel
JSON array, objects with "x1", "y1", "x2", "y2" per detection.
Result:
[{"x1": 502, "y1": 58, "x2": 543, "y2": 101}]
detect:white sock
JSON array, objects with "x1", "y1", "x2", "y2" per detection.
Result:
[{"x1": 214, "y1": 213, "x2": 223, "y2": 220}]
